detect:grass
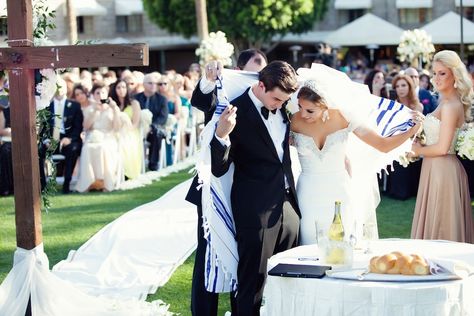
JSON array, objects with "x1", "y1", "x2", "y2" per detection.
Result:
[{"x1": 0, "y1": 170, "x2": 473, "y2": 315}]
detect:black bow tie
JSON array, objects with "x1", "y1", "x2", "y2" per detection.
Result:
[{"x1": 260, "y1": 106, "x2": 277, "y2": 120}]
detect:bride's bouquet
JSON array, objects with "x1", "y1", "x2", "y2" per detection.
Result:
[
  {"x1": 456, "y1": 123, "x2": 474, "y2": 160},
  {"x1": 195, "y1": 31, "x2": 234, "y2": 68}
]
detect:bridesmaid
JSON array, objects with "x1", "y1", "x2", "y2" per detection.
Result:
[{"x1": 410, "y1": 50, "x2": 474, "y2": 243}]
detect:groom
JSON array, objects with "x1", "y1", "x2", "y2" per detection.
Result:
[{"x1": 211, "y1": 61, "x2": 300, "y2": 315}]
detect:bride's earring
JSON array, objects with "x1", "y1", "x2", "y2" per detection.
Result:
[
  {"x1": 454, "y1": 82, "x2": 458, "y2": 89},
  {"x1": 322, "y1": 109, "x2": 330, "y2": 123}
]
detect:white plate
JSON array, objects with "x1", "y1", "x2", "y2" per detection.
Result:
[{"x1": 326, "y1": 268, "x2": 461, "y2": 282}]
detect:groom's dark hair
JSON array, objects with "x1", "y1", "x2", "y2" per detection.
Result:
[{"x1": 259, "y1": 61, "x2": 298, "y2": 94}]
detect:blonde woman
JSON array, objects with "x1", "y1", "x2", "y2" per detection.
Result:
[{"x1": 410, "y1": 50, "x2": 474, "y2": 243}]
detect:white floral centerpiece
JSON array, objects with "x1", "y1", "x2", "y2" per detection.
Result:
[
  {"x1": 397, "y1": 29, "x2": 435, "y2": 68},
  {"x1": 456, "y1": 123, "x2": 474, "y2": 160},
  {"x1": 195, "y1": 31, "x2": 234, "y2": 67}
]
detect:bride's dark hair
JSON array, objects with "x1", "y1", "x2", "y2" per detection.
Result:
[{"x1": 297, "y1": 86, "x2": 325, "y2": 107}]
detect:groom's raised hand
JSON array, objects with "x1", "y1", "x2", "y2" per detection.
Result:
[
  {"x1": 216, "y1": 105, "x2": 237, "y2": 140},
  {"x1": 205, "y1": 60, "x2": 223, "y2": 82}
]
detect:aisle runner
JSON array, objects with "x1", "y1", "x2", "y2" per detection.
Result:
[{"x1": 53, "y1": 178, "x2": 197, "y2": 300}]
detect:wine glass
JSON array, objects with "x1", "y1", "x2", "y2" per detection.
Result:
[
  {"x1": 362, "y1": 222, "x2": 377, "y2": 254},
  {"x1": 349, "y1": 221, "x2": 358, "y2": 248},
  {"x1": 314, "y1": 220, "x2": 325, "y2": 245}
]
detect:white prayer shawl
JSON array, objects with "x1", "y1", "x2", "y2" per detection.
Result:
[
  {"x1": 197, "y1": 70, "x2": 258, "y2": 293},
  {"x1": 197, "y1": 65, "x2": 416, "y2": 293}
]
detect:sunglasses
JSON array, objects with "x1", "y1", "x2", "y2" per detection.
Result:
[{"x1": 158, "y1": 82, "x2": 168, "y2": 86}]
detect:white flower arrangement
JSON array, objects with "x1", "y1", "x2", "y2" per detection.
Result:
[
  {"x1": 33, "y1": 0, "x2": 59, "y2": 111},
  {"x1": 456, "y1": 123, "x2": 474, "y2": 160},
  {"x1": 35, "y1": 68, "x2": 58, "y2": 111},
  {"x1": 397, "y1": 29, "x2": 435, "y2": 65},
  {"x1": 195, "y1": 31, "x2": 234, "y2": 67}
]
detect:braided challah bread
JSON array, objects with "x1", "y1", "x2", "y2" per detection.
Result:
[{"x1": 369, "y1": 252, "x2": 430, "y2": 275}]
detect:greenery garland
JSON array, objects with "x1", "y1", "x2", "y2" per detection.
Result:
[{"x1": 34, "y1": 0, "x2": 58, "y2": 211}]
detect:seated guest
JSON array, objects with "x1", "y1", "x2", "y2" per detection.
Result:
[
  {"x1": 39, "y1": 78, "x2": 83, "y2": 194},
  {"x1": 405, "y1": 67, "x2": 438, "y2": 115},
  {"x1": 75, "y1": 83, "x2": 123, "y2": 192},
  {"x1": 72, "y1": 84, "x2": 92, "y2": 111},
  {"x1": 109, "y1": 79, "x2": 143, "y2": 179},
  {"x1": 364, "y1": 70, "x2": 389, "y2": 98},
  {"x1": 0, "y1": 106, "x2": 12, "y2": 196},
  {"x1": 158, "y1": 74, "x2": 182, "y2": 166},
  {"x1": 134, "y1": 73, "x2": 169, "y2": 171}
]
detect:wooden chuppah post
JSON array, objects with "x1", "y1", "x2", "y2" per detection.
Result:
[{"x1": 4, "y1": 0, "x2": 148, "y2": 250}]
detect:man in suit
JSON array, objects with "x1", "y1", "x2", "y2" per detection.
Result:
[
  {"x1": 405, "y1": 67, "x2": 438, "y2": 115},
  {"x1": 40, "y1": 78, "x2": 83, "y2": 194},
  {"x1": 187, "y1": 50, "x2": 267, "y2": 316},
  {"x1": 134, "y1": 73, "x2": 169, "y2": 171},
  {"x1": 210, "y1": 61, "x2": 300, "y2": 315}
]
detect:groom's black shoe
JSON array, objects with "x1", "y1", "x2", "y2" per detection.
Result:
[{"x1": 62, "y1": 181, "x2": 71, "y2": 194}]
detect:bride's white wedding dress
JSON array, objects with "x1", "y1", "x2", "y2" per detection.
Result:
[{"x1": 293, "y1": 124, "x2": 361, "y2": 246}]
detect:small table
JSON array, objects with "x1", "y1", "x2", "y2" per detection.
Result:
[{"x1": 262, "y1": 239, "x2": 474, "y2": 316}]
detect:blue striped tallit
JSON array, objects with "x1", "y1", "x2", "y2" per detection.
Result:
[
  {"x1": 196, "y1": 71, "x2": 258, "y2": 293},
  {"x1": 374, "y1": 97, "x2": 415, "y2": 137}
]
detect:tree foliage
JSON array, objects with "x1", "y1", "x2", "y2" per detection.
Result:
[{"x1": 143, "y1": 0, "x2": 328, "y2": 50}]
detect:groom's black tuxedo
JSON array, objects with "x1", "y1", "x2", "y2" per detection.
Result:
[
  {"x1": 210, "y1": 88, "x2": 300, "y2": 315},
  {"x1": 211, "y1": 89, "x2": 300, "y2": 227}
]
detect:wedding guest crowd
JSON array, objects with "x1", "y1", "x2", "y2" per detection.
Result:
[{"x1": 0, "y1": 64, "x2": 201, "y2": 195}]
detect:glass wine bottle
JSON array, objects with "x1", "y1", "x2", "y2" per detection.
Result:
[
  {"x1": 326, "y1": 201, "x2": 346, "y2": 265},
  {"x1": 328, "y1": 201, "x2": 344, "y2": 241}
]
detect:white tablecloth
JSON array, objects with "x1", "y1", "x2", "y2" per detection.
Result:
[{"x1": 263, "y1": 239, "x2": 474, "y2": 316}]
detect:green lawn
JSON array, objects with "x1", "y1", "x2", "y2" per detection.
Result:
[{"x1": 0, "y1": 170, "x2": 472, "y2": 315}]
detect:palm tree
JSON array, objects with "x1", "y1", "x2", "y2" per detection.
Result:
[
  {"x1": 65, "y1": 0, "x2": 77, "y2": 45},
  {"x1": 194, "y1": 0, "x2": 208, "y2": 40}
]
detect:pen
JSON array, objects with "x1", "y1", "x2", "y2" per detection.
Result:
[{"x1": 297, "y1": 257, "x2": 319, "y2": 261}]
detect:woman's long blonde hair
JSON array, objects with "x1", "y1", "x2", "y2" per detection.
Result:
[{"x1": 432, "y1": 50, "x2": 473, "y2": 122}]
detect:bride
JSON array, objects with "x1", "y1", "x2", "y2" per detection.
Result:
[{"x1": 291, "y1": 66, "x2": 423, "y2": 245}]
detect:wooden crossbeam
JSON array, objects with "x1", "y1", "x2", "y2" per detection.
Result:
[{"x1": 0, "y1": 44, "x2": 149, "y2": 70}]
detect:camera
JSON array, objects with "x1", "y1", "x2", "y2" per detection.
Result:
[{"x1": 100, "y1": 98, "x2": 110, "y2": 104}]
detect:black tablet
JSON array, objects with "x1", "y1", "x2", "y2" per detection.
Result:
[{"x1": 268, "y1": 263, "x2": 331, "y2": 278}]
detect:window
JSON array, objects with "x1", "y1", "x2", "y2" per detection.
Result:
[
  {"x1": 462, "y1": 7, "x2": 474, "y2": 22},
  {"x1": 76, "y1": 16, "x2": 94, "y2": 35},
  {"x1": 0, "y1": 18, "x2": 7, "y2": 36},
  {"x1": 116, "y1": 14, "x2": 143, "y2": 33},
  {"x1": 399, "y1": 8, "x2": 432, "y2": 25},
  {"x1": 348, "y1": 9, "x2": 365, "y2": 22}
]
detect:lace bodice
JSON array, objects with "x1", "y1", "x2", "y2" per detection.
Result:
[
  {"x1": 292, "y1": 127, "x2": 350, "y2": 174},
  {"x1": 423, "y1": 115, "x2": 458, "y2": 154}
]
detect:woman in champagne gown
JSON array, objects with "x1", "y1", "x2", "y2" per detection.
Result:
[
  {"x1": 410, "y1": 50, "x2": 474, "y2": 243},
  {"x1": 75, "y1": 83, "x2": 123, "y2": 192},
  {"x1": 291, "y1": 70, "x2": 422, "y2": 245}
]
